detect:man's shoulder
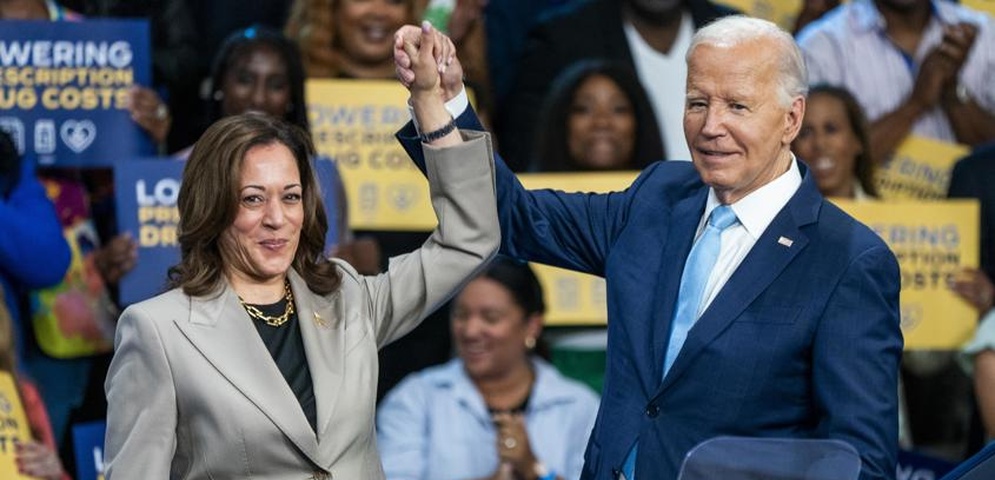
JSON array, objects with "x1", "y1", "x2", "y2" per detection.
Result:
[
  {"x1": 937, "y1": 0, "x2": 995, "y2": 29},
  {"x1": 796, "y1": 2, "x2": 865, "y2": 46},
  {"x1": 812, "y1": 199, "x2": 892, "y2": 255},
  {"x1": 635, "y1": 160, "x2": 702, "y2": 188}
]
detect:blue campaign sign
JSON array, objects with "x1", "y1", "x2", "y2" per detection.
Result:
[
  {"x1": 0, "y1": 19, "x2": 154, "y2": 166},
  {"x1": 115, "y1": 156, "x2": 341, "y2": 306},
  {"x1": 71, "y1": 420, "x2": 106, "y2": 480},
  {"x1": 315, "y1": 155, "x2": 341, "y2": 248},
  {"x1": 115, "y1": 158, "x2": 183, "y2": 306}
]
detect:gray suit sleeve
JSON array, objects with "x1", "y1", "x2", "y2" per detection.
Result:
[
  {"x1": 104, "y1": 304, "x2": 178, "y2": 478},
  {"x1": 363, "y1": 130, "x2": 500, "y2": 347}
]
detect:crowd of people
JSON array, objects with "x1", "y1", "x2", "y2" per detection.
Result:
[{"x1": 1, "y1": 0, "x2": 995, "y2": 478}]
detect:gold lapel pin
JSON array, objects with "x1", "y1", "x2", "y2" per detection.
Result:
[{"x1": 314, "y1": 312, "x2": 328, "y2": 328}]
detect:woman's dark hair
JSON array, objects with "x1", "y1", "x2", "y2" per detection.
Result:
[
  {"x1": 533, "y1": 60, "x2": 664, "y2": 172},
  {"x1": 208, "y1": 26, "x2": 310, "y2": 131},
  {"x1": 479, "y1": 255, "x2": 545, "y2": 317},
  {"x1": 807, "y1": 84, "x2": 879, "y2": 198},
  {"x1": 168, "y1": 113, "x2": 339, "y2": 297},
  {"x1": 0, "y1": 130, "x2": 21, "y2": 199}
]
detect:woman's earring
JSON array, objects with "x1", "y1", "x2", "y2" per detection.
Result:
[
  {"x1": 524, "y1": 337, "x2": 536, "y2": 350},
  {"x1": 213, "y1": 90, "x2": 224, "y2": 101}
]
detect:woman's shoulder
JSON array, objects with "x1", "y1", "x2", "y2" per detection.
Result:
[
  {"x1": 121, "y1": 287, "x2": 189, "y2": 318},
  {"x1": 396, "y1": 358, "x2": 465, "y2": 390},
  {"x1": 532, "y1": 358, "x2": 600, "y2": 404},
  {"x1": 380, "y1": 359, "x2": 466, "y2": 407}
]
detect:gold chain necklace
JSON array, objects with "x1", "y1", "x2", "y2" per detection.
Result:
[{"x1": 239, "y1": 281, "x2": 295, "y2": 327}]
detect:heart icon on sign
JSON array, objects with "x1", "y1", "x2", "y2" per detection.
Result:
[{"x1": 60, "y1": 120, "x2": 97, "y2": 153}]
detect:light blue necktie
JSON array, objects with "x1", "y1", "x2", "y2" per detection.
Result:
[
  {"x1": 621, "y1": 205, "x2": 738, "y2": 480},
  {"x1": 663, "y1": 204, "x2": 739, "y2": 377}
]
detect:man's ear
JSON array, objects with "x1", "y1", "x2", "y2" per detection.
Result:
[{"x1": 784, "y1": 95, "x2": 806, "y2": 144}]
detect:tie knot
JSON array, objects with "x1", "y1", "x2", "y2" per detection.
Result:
[{"x1": 708, "y1": 205, "x2": 738, "y2": 231}]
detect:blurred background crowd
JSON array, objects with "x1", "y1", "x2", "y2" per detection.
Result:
[{"x1": 1, "y1": 0, "x2": 995, "y2": 478}]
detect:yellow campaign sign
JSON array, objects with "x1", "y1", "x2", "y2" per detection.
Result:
[
  {"x1": 306, "y1": 79, "x2": 430, "y2": 231},
  {"x1": 717, "y1": 0, "x2": 802, "y2": 30},
  {"x1": 875, "y1": 135, "x2": 969, "y2": 201},
  {"x1": 0, "y1": 372, "x2": 32, "y2": 480},
  {"x1": 962, "y1": 0, "x2": 995, "y2": 17},
  {"x1": 833, "y1": 199, "x2": 980, "y2": 349}
]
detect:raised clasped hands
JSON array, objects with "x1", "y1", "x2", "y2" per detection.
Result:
[{"x1": 394, "y1": 22, "x2": 464, "y2": 103}]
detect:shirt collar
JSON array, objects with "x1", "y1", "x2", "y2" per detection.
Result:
[
  {"x1": 704, "y1": 154, "x2": 802, "y2": 240},
  {"x1": 441, "y1": 358, "x2": 580, "y2": 412}
]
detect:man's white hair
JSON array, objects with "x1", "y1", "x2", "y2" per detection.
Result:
[{"x1": 686, "y1": 15, "x2": 808, "y2": 107}]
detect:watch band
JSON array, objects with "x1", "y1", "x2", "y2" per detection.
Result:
[{"x1": 533, "y1": 462, "x2": 555, "y2": 480}]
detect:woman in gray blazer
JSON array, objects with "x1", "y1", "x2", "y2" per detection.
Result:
[{"x1": 104, "y1": 29, "x2": 498, "y2": 479}]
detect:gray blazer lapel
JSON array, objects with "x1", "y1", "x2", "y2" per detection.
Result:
[
  {"x1": 173, "y1": 284, "x2": 322, "y2": 464},
  {"x1": 289, "y1": 271, "x2": 345, "y2": 454}
]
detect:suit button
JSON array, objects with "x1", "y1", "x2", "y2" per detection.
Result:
[{"x1": 645, "y1": 403, "x2": 660, "y2": 418}]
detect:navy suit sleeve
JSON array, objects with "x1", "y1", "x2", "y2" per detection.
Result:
[
  {"x1": 397, "y1": 107, "x2": 636, "y2": 276},
  {"x1": 812, "y1": 244, "x2": 902, "y2": 480}
]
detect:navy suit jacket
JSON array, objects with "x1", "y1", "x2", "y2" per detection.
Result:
[{"x1": 398, "y1": 109, "x2": 902, "y2": 480}]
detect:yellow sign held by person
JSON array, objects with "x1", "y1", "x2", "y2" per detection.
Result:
[
  {"x1": 306, "y1": 79, "x2": 479, "y2": 231},
  {"x1": 834, "y1": 199, "x2": 980, "y2": 349},
  {"x1": 962, "y1": 0, "x2": 995, "y2": 17},
  {"x1": 0, "y1": 372, "x2": 32, "y2": 480},
  {"x1": 875, "y1": 135, "x2": 969, "y2": 200},
  {"x1": 306, "y1": 79, "x2": 426, "y2": 231}
]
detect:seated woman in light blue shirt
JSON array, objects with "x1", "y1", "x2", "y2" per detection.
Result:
[{"x1": 376, "y1": 256, "x2": 600, "y2": 480}]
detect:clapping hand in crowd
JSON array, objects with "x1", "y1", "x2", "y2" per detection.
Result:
[
  {"x1": 912, "y1": 22, "x2": 978, "y2": 109},
  {"x1": 492, "y1": 412, "x2": 542, "y2": 480},
  {"x1": 950, "y1": 267, "x2": 995, "y2": 314}
]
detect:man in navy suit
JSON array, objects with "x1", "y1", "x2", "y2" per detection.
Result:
[{"x1": 394, "y1": 16, "x2": 902, "y2": 480}]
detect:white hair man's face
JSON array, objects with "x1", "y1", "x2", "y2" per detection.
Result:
[{"x1": 683, "y1": 40, "x2": 805, "y2": 204}]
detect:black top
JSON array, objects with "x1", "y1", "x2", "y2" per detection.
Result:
[
  {"x1": 248, "y1": 298, "x2": 318, "y2": 433},
  {"x1": 487, "y1": 391, "x2": 532, "y2": 417}
]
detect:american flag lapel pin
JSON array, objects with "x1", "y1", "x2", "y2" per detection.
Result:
[{"x1": 777, "y1": 236, "x2": 794, "y2": 247}]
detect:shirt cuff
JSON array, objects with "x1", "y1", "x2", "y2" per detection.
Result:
[{"x1": 409, "y1": 86, "x2": 470, "y2": 134}]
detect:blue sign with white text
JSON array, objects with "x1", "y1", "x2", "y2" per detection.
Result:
[
  {"x1": 71, "y1": 420, "x2": 105, "y2": 480},
  {"x1": 114, "y1": 158, "x2": 182, "y2": 306},
  {"x1": 0, "y1": 19, "x2": 154, "y2": 166}
]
